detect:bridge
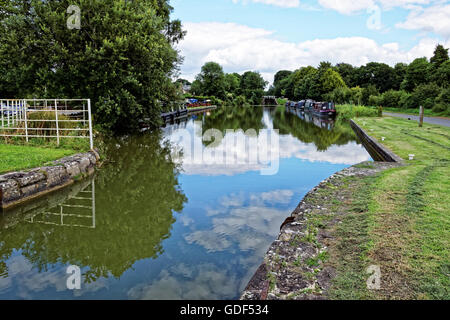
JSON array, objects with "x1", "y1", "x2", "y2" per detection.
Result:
[{"x1": 262, "y1": 96, "x2": 278, "y2": 106}]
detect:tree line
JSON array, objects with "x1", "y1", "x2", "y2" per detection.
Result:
[
  {"x1": 267, "y1": 44, "x2": 450, "y2": 115},
  {"x1": 0, "y1": 0, "x2": 185, "y2": 133},
  {"x1": 179, "y1": 62, "x2": 268, "y2": 106}
]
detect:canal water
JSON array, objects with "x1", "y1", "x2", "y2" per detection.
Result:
[{"x1": 0, "y1": 106, "x2": 370, "y2": 299}]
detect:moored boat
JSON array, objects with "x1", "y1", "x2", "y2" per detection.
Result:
[{"x1": 312, "y1": 101, "x2": 337, "y2": 117}]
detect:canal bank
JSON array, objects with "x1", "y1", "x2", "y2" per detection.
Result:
[
  {"x1": 242, "y1": 116, "x2": 450, "y2": 300},
  {"x1": 0, "y1": 150, "x2": 100, "y2": 210}
]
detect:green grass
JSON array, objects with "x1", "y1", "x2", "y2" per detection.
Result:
[
  {"x1": 330, "y1": 116, "x2": 450, "y2": 299},
  {"x1": 0, "y1": 144, "x2": 80, "y2": 174},
  {"x1": 277, "y1": 98, "x2": 287, "y2": 105}
]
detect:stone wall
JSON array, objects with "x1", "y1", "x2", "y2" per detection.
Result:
[{"x1": 0, "y1": 150, "x2": 100, "y2": 210}]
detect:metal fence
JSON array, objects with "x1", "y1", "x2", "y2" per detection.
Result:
[{"x1": 0, "y1": 99, "x2": 93, "y2": 149}]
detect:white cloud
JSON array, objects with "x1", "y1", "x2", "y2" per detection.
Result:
[
  {"x1": 396, "y1": 4, "x2": 450, "y2": 38},
  {"x1": 232, "y1": 0, "x2": 301, "y2": 8},
  {"x1": 318, "y1": 0, "x2": 432, "y2": 14},
  {"x1": 177, "y1": 22, "x2": 449, "y2": 84},
  {"x1": 318, "y1": 0, "x2": 374, "y2": 14}
]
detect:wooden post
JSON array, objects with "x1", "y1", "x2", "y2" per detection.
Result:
[{"x1": 419, "y1": 105, "x2": 424, "y2": 127}]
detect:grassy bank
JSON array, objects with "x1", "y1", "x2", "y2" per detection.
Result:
[
  {"x1": 249, "y1": 115, "x2": 449, "y2": 300},
  {"x1": 0, "y1": 144, "x2": 85, "y2": 174},
  {"x1": 329, "y1": 116, "x2": 449, "y2": 299}
]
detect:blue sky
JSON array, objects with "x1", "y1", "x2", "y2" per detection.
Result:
[{"x1": 171, "y1": 0, "x2": 450, "y2": 84}]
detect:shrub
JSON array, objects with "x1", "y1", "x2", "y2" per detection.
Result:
[
  {"x1": 368, "y1": 94, "x2": 380, "y2": 107},
  {"x1": 336, "y1": 104, "x2": 379, "y2": 119},
  {"x1": 378, "y1": 90, "x2": 408, "y2": 108},
  {"x1": 411, "y1": 83, "x2": 442, "y2": 109},
  {"x1": 26, "y1": 111, "x2": 79, "y2": 137},
  {"x1": 433, "y1": 87, "x2": 450, "y2": 115}
]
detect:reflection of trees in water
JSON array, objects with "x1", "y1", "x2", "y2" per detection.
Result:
[
  {"x1": 202, "y1": 106, "x2": 265, "y2": 134},
  {"x1": 0, "y1": 132, "x2": 187, "y2": 281},
  {"x1": 272, "y1": 108, "x2": 358, "y2": 151}
]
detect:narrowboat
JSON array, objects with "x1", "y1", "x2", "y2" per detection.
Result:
[
  {"x1": 312, "y1": 101, "x2": 337, "y2": 117},
  {"x1": 304, "y1": 99, "x2": 315, "y2": 112},
  {"x1": 296, "y1": 100, "x2": 306, "y2": 110}
]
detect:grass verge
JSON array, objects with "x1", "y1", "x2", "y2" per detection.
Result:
[
  {"x1": 327, "y1": 116, "x2": 449, "y2": 299},
  {"x1": 0, "y1": 144, "x2": 81, "y2": 174}
]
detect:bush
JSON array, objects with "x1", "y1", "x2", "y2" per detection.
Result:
[
  {"x1": 336, "y1": 104, "x2": 379, "y2": 119},
  {"x1": 326, "y1": 87, "x2": 352, "y2": 104},
  {"x1": 26, "y1": 111, "x2": 79, "y2": 137},
  {"x1": 368, "y1": 94, "x2": 380, "y2": 107},
  {"x1": 378, "y1": 90, "x2": 408, "y2": 108},
  {"x1": 411, "y1": 83, "x2": 441, "y2": 109},
  {"x1": 433, "y1": 87, "x2": 450, "y2": 115}
]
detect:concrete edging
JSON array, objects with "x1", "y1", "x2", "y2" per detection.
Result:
[
  {"x1": 350, "y1": 119, "x2": 403, "y2": 163},
  {"x1": 0, "y1": 150, "x2": 100, "y2": 210}
]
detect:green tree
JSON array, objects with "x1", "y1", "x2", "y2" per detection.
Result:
[
  {"x1": 0, "y1": 0, "x2": 185, "y2": 133},
  {"x1": 335, "y1": 63, "x2": 357, "y2": 87},
  {"x1": 195, "y1": 62, "x2": 226, "y2": 99},
  {"x1": 240, "y1": 71, "x2": 267, "y2": 104},
  {"x1": 432, "y1": 60, "x2": 450, "y2": 87},
  {"x1": 190, "y1": 79, "x2": 203, "y2": 96},
  {"x1": 430, "y1": 44, "x2": 449, "y2": 71},
  {"x1": 321, "y1": 69, "x2": 347, "y2": 96},
  {"x1": 350, "y1": 86, "x2": 363, "y2": 105},
  {"x1": 401, "y1": 57, "x2": 430, "y2": 92},
  {"x1": 361, "y1": 84, "x2": 379, "y2": 106},
  {"x1": 291, "y1": 66, "x2": 317, "y2": 99},
  {"x1": 433, "y1": 87, "x2": 450, "y2": 115},
  {"x1": 393, "y1": 63, "x2": 407, "y2": 90},
  {"x1": 274, "y1": 70, "x2": 292, "y2": 88},
  {"x1": 224, "y1": 73, "x2": 241, "y2": 96},
  {"x1": 411, "y1": 83, "x2": 441, "y2": 109},
  {"x1": 356, "y1": 62, "x2": 396, "y2": 93}
]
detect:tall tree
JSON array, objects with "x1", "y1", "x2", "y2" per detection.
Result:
[
  {"x1": 335, "y1": 63, "x2": 357, "y2": 88},
  {"x1": 273, "y1": 70, "x2": 292, "y2": 87},
  {"x1": 430, "y1": 44, "x2": 449, "y2": 70},
  {"x1": 0, "y1": 0, "x2": 185, "y2": 133},
  {"x1": 356, "y1": 62, "x2": 396, "y2": 93},
  {"x1": 195, "y1": 62, "x2": 226, "y2": 99},
  {"x1": 240, "y1": 71, "x2": 267, "y2": 104},
  {"x1": 401, "y1": 57, "x2": 430, "y2": 92}
]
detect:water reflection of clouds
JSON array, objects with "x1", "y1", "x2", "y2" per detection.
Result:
[
  {"x1": 184, "y1": 190, "x2": 293, "y2": 253},
  {"x1": 0, "y1": 255, "x2": 108, "y2": 299},
  {"x1": 167, "y1": 124, "x2": 370, "y2": 176},
  {"x1": 128, "y1": 263, "x2": 239, "y2": 300},
  {"x1": 128, "y1": 189, "x2": 295, "y2": 300}
]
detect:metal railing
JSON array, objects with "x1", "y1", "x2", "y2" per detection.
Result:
[{"x1": 0, "y1": 99, "x2": 93, "y2": 149}]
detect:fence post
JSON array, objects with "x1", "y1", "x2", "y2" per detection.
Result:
[
  {"x1": 24, "y1": 100, "x2": 29, "y2": 142},
  {"x1": 87, "y1": 99, "x2": 94, "y2": 150},
  {"x1": 1, "y1": 100, "x2": 3, "y2": 128},
  {"x1": 55, "y1": 99, "x2": 60, "y2": 145},
  {"x1": 419, "y1": 105, "x2": 424, "y2": 128},
  {"x1": 7, "y1": 100, "x2": 10, "y2": 126}
]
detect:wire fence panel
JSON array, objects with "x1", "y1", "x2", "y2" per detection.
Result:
[{"x1": 0, "y1": 99, "x2": 93, "y2": 149}]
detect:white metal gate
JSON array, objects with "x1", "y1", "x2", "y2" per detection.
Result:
[{"x1": 0, "y1": 99, "x2": 93, "y2": 149}]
